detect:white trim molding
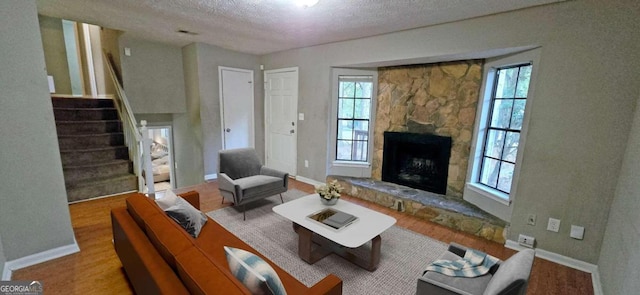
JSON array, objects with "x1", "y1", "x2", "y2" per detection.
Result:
[
  {"x1": 2, "y1": 240, "x2": 80, "y2": 280},
  {"x1": 505, "y1": 240, "x2": 603, "y2": 295},
  {"x1": 294, "y1": 176, "x2": 324, "y2": 187},
  {"x1": 205, "y1": 173, "x2": 218, "y2": 181}
]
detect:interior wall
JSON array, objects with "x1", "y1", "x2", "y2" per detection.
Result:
[
  {"x1": 174, "y1": 43, "x2": 205, "y2": 187},
  {"x1": 261, "y1": 0, "x2": 640, "y2": 263},
  {"x1": 38, "y1": 14, "x2": 72, "y2": 94},
  {"x1": 100, "y1": 27, "x2": 122, "y2": 95},
  {"x1": 598, "y1": 93, "x2": 640, "y2": 294},
  {"x1": 0, "y1": 0, "x2": 77, "y2": 261},
  {"x1": 193, "y1": 43, "x2": 263, "y2": 176},
  {"x1": 119, "y1": 34, "x2": 187, "y2": 114}
]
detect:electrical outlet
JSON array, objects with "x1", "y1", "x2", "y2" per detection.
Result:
[
  {"x1": 527, "y1": 214, "x2": 536, "y2": 226},
  {"x1": 304, "y1": 160, "x2": 309, "y2": 167},
  {"x1": 518, "y1": 234, "x2": 535, "y2": 248},
  {"x1": 547, "y1": 218, "x2": 561, "y2": 232}
]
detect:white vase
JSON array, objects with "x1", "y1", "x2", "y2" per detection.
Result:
[{"x1": 320, "y1": 197, "x2": 338, "y2": 206}]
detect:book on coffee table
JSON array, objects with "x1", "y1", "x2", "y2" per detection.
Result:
[{"x1": 307, "y1": 209, "x2": 358, "y2": 230}]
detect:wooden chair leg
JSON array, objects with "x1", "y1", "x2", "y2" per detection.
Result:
[{"x1": 279, "y1": 193, "x2": 284, "y2": 203}]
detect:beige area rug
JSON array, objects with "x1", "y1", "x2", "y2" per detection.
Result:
[{"x1": 207, "y1": 189, "x2": 448, "y2": 295}]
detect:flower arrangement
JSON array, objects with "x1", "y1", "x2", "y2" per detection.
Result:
[{"x1": 315, "y1": 180, "x2": 343, "y2": 201}]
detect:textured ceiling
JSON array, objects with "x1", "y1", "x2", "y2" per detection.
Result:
[{"x1": 36, "y1": 0, "x2": 563, "y2": 55}]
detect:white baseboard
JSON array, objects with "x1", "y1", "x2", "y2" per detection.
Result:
[
  {"x1": 204, "y1": 173, "x2": 218, "y2": 181},
  {"x1": 1, "y1": 240, "x2": 80, "y2": 280},
  {"x1": 505, "y1": 240, "x2": 602, "y2": 295},
  {"x1": 294, "y1": 176, "x2": 324, "y2": 187}
]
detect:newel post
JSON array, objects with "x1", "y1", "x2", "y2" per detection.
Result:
[{"x1": 140, "y1": 120, "x2": 155, "y2": 195}]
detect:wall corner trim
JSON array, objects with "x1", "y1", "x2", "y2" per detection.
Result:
[
  {"x1": 1, "y1": 240, "x2": 80, "y2": 280},
  {"x1": 294, "y1": 176, "x2": 324, "y2": 187},
  {"x1": 204, "y1": 173, "x2": 218, "y2": 181},
  {"x1": 505, "y1": 240, "x2": 602, "y2": 295}
]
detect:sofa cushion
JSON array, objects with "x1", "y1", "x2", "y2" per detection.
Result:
[
  {"x1": 126, "y1": 194, "x2": 163, "y2": 231},
  {"x1": 224, "y1": 246, "x2": 287, "y2": 295},
  {"x1": 144, "y1": 213, "x2": 195, "y2": 270},
  {"x1": 195, "y1": 220, "x2": 311, "y2": 294},
  {"x1": 235, "y1": 175, "x2": 284, "y2": 200},
  {"x1": 483, "y1": 249, "x2": 534, "y2": 295},
  {"x1": 175, "y1": 247, "x2": 249, "y2": 295},
  {"x1": 164, "y1": 198, "x2": 207, "y2": 238}
]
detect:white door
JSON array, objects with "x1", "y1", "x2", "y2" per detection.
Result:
[
  {"x1": 264, "y1": 67, "x2": 298, "y2": 176},
  {"x1": 219, "y1": 67, "x2": 254, "y2": 150}
]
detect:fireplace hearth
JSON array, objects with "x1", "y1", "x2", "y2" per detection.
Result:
[{"x1": 381, "y1": 132, "x2": 452, "y2": 195}]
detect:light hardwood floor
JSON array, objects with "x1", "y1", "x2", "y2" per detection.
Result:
[{"x1": 12, "y1": 179, "x2": 593, "y2": 294}]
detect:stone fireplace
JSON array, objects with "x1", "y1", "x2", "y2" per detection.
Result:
[
  {"x1": 372, "y1": 60, "x2": 483, "y2": 197},
  {"x1": 328, "y1": 59, "x2": 508, "y2": 243},
  {"x1": 382, "y1": 132, "x2": 452, "y2": 195}
]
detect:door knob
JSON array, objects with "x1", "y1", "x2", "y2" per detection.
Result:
[
  {"x1": 290, "y1": 129, "x2": 295, "y2": 134},
  {"x1": 226, "y1": 128, "x2": 231, "y2": 132}
]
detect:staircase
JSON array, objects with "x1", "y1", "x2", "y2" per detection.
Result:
[{"x1": 53, "y1": 96, "x2": 138, "y2": 202}]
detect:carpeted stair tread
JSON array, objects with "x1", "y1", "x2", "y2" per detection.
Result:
[
  {"x1": 55, "y1": 120, "x2": 122, "y2": 135},
  {"x1": 66, "y1": 174, "x2": 138, "y2": 203},
  {"x1": 52, "y1": 96, "x2": 115, "y2": 108},
  {"x1": 53, "y1": 107, "x2": 119, "y2": 121},
  {"x1": 65, "y1": 172, "x2": 135, "y2": 188},
  {"x1": 59, "y1": 145, "x2": 129, "y2": 153},
  {"x1": 60, "y1": 146, "x2": 129, "y2": 166},
  {"x1": 63, "y1": 162, "x2": 137, "y2": 188},
  {"x1": 63, "y1": 159, "x2": 131, "y2": 169},
  {"x1": 58, "y1": 132, "x2": 124, "y2": 149}
]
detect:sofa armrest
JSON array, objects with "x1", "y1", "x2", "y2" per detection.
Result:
[
  {"x1": 448, "y1": 242, "x2": 468, "y2": 258},
  {"x1": 178, "y1": 191, "x2": 200, "y2": 210},
  {"x1": 306, "y1": 274, "x2": 343, "y2": 295}
]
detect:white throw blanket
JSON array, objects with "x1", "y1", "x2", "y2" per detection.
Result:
[{"x1": 424, "y1": 249, "x2": 500, "y2": 278}]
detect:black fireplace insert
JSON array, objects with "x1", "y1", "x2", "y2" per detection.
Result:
[{"x1": 381, "y1": 132, "x2": 452, "y2": 194}]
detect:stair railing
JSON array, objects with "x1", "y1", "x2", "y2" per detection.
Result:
[{"x1": 103, "y1": 52, "x2": 155, "y2": 194}]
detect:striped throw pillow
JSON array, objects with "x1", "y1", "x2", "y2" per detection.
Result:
[{"x1": 224, "y1": 246, "x2": 287, "y2": 295}]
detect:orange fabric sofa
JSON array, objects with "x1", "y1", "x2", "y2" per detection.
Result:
[{"x1": 111, "y1": 191, "x2": 342, "y2": 295}]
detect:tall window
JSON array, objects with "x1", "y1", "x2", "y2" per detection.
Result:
[
  {"x1": 479, "y1": 64, "x2": 532, "y2": 194},
  {"x1": 336, "y1": 76, "x2": 373, "y2": 162}
]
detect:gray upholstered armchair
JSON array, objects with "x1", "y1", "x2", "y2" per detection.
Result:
[
  {"x1": 218, "y1": 148, "x2": 289, "y2": 220},
  {"x1": 417, "y1": 243, "x2": 535, "y2": 295}
]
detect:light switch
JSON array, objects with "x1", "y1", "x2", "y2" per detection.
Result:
[
  {"x1": 570, "y1": 225, "x2": 585, "y2": 240},
  {"x1": 298, "y1": 113, "x2": 304, "y2": 120},
  {"x1": 124, "y1": 47, "x2": 131, "y2": 56}
]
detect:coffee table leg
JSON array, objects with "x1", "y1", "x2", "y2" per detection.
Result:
[
  {"x1": 295, "y1": 223, "x2": 331, "y2": 264},
  {"x1": 369, "y1": 235, "x2": 381, "y2": 271}
]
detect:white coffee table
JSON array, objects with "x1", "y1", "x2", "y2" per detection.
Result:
[{"x1": 273, "y1": 194, "x2": 396, "y2": 271}]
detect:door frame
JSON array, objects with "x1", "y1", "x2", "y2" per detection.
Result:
[
  {"x1": 218, "y1": 66, "x2": 255, "y2": 150},
  {"x1": 146, "y1": 124, "x2": 176, "y2": 190},
  {"x1": 264, "y1": 67, "x2": 298, "y2": 176}
]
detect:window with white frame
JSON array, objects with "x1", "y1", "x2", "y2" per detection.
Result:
[
  {"x1": 478, "y1": 63, "x2": 532, "y2": 194},
  {"x1": 335, "y1": 75, "x2": 373, "y2": 162}
]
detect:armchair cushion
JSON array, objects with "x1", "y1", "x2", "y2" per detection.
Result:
[
  {"x1": 235, "y1": 175, "x2": 285, "y2": 201},
  {"x1": 219, "y1": 148, "x2": 262, "y2": 180}
]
